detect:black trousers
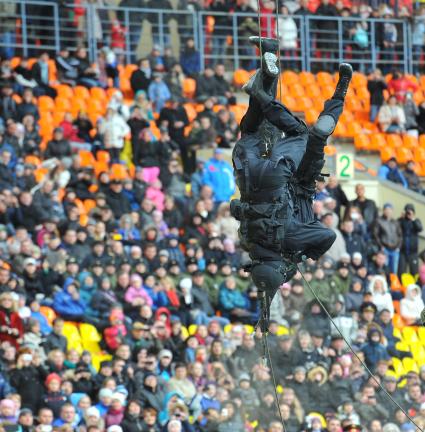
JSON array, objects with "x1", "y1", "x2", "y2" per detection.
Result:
[{"x1": 398, "y1": 252, "x2": 419, "y2": 277}]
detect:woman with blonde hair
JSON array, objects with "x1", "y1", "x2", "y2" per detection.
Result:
[
  {"x1": 0, "y1": 292, "x2": 23, "y2": 349},
  {"x1": 280, "y1": 387, "x2": 304, "y2": 423}
]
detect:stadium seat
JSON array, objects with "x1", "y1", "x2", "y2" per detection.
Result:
[
  {"x1": 188, "y1": 324, "x2": 197, "y2": 335},
  {"x1": 53, "y1": 111, "x2": 65, "y2": 126},
  {"x1": 354, "y1": 134, "x2": 370, "y2": 151},
  {"x1": 56, "y1": 85, "x2": 73, "y2": 100},
  {"x1": 91, "y1": 87, "x2": 107, "y2": 103},
  {"x1": 305, "y1": 85, "x2": 321, "y2": 99},
  {"x1": 392, "y1": 357, "x2": 405, "y2": 377},
  {"x1": 74, "y1": 86, "x2": 91, "y2": 101},
  {"x1": 289, "y1": 84, "x2": 305, "y2": 98},
  {"x1": 324, "y1": 145, "x2": 337, "y2": 156},
  {"x1": 316, "y1": 72, "x2": 333, "y2": 87},
  {"x1": 92, "y1": 353, "x2": 113, "y2": 372},
  {"x1": 110, "y1": 163, "x2": 128, "y2": 181},
  {"x1": 25, "y1": 155, "x2": 41, "y2": 166},
  {"x1": 345, "y1": 122, "x2": 362, "y2": 138},
  {"x1": 87, "y1": 99, "x2": 104, "y2": 115},
  {"x1": 370, "y1": 134, "x2": 387, "y2": 151},
  {"x1": 410, "y1": 342, "x2": 425, "y2": 363},
  {"x1": 39, "y1": 306, "x2": 56, "y2": 325},
  {"x1": 183, "y1": 78, "x2": 197, "y2": 99},
  {"x1": 304, "y1": 108, "x2": 320, "y2": 125},
  {"x1": 183, "y1": 104, "x2": 197, "y2": 123},
  {"x1": 38, "y1": 96, "x2": 55, "y2": 112},
  {"x1": 299, "y1": 71, "x2": 315, "y2": 87},
  {"x1": 396, "y1": 147, "x2": 413, "y2": 165},
  {"x1": 413, "y1": 146, "x2": 425, "y2": 164},
  {"x1": 402, "y1": 357, "x2": 419, "y2": 373},
  {"x1": 83, "y1": 199, "x2": 96, "y2": 214},
  {"x1": 281, "y1": 95, "x2": 297, "y2": 111},
  {"x1": 296, "y1": 96, "x2": 313, "y2": 111},
  {"x1": 333, "y1": 122, "x2": 347, "y2": 137},
  {"x1": 80, "y1": 323, "x2": 102, "y2": 341},
  {"x1": 96, "y1": 150, "x2": 111, "y2": 165},
  {"x1": 282, "y1": 70, "x2": 299, "y2": 86},
  {"x1": 351, "y1": 73, "x2": 367, "y2": 89},
  {"x1": 401, "y1": 273, "x2": 415, "y2": 288},
  {"x1": 393, "y1": 328, "x2": 402, "y2": 340},
  {"x1": 79, "y1": 150, "x2": 96, "y2": 167},
  {"x1": 233, "y1": 69, "x2": 251, "y2": 87},
  {"x1": 418, "y1": 327, "x2": 425, "y2": 345},
  {"x1": 386, "y1": 134, "x2": 403, "y2": 148},
  {"x1": 392, "y1": 313, "x2": 405, "y2": 329},
  {"x1": 402, "y1": 327, "x2": 419, "y2": 344},
  {"x1": 320, "y1": 85, "x2": 335, "y2": 100}
]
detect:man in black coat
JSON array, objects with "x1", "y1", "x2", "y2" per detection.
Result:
[
  {"x1": 44, "y1": 318, "x2": 67, "y2": 353},
  {"x1": 105, "y1": 180, "x2": 132, "y2": 220},
  {"x1": 348, "y1": 183, "x2": 378, "y2": 231},
  {"x1": 130, "y1": 58, "x2": 152, "y2": 93},
  {"x1": 17, "y1": 88, "x2": 39, "y2": 121},
  {"x1": 44, "y1": 128, "x2": 72, "y2": 160},
  {"x1": 398, "y1": 203, "x2": 423, "y2": 276}
]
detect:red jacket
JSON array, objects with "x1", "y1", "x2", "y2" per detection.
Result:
[
  {"x1": 0, "y1": 309, "x2": 24, "y2": 349},
  {"x1": 388, "y1": 77, "x2": 418, "y2": 102}
]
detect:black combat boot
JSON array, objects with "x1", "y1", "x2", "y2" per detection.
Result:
[
  {"x1": 249, "y1": 36, "x2": 280, "y2": 53},
  {"x1": 332, "y1": 63, "x2": 353, "y2": 101}
]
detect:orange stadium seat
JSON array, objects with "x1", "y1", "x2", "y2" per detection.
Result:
[
  {"x1": 345, "y1": 98, "x2": 362, "y2": 112},
  {"x1": 40, "y1": 306, "x2": 56, "y2": 325},
  {"x1": 38, "y1": 96, "x2": 55, "y2": 112},
  {"x1": 53, "y1": 111, "x2": 65, "y2": 126},
  {"x1": 419, "y1": 135, "x2": 425, "y2": 149},
  {"x1": 83, "y1": 199, "x2": 96, "y2": 214},
  {"x1": 71, "y1": 99, "x2": 87, "y2": 116},
  {"x1": 79, "y1": 150, "x2": 96, "y2": 167},
  {"x1": 386, "y1": 134, "x2": 403, "y2": 148},
  {"x1": 282, "y1": 71, "x2": 299, "y2": 86},
  {"x1": 324, "y1": 145, "x2": 337, "y2": 156},
  {"x1": 183, "y1": 103, "x2": 197, "y2": 123},
  {"x1": 110, "y1": 164, "x2": 128, "y2": 181},
  {"x1": 413, "y1": 146, "x2": 425, "y2": 163},
  {"x1": 370, "y1": 134, "x2": 387, "y2": 151},
  {"x1": 74, "y1": 86, "x2": 91, "y2": 101},
  {"x1": 124, "y1": 64, "x2": 137, "y2": 79},
  {"x1": 281, "y1": 95, "x2": 297, "y2": 111},
  {"x1": 333, "y1": 122, "x2": 347, "y2": 137},
  {"x1": 351, "y1": 73, "x2": 367, "y2": 89},
  {"x1": 299, "y1": 71, "x2": 315, "y2": 87},
  {"x1": 316, "y1": 72, "x2": 333, "y2": 87},
  {"x1": 55, "y1": 97, "x2": 71, "y2": 112},
  {"x1": 91, "y1": 87, "x2": 107, "y2": 102},
  {"x1": 305, "y1": 85, "x2": 321, "y2": 99},
  {"x1": 183, "y1": 78, "x2": 197, "y2": 99},
  {"x1": 354, "y1": 134, "x2": 370, "y2": 151},
  {"x1": 56, "y1": 84, "x2": 74, "y2": 100},
  {"x1": 403, "y1": 135, "x2": 418, "y2": 149},
  {"x1": 10, "y1": 57, "x2": 21, "y2": 69},
  {"x1": 96, "y1": 150, "x2": 111, "y2": 165},
  {"x1": 304, "y1": 108, "x2": 319, "y2": 125},
  {"x1": 289, "y1": 84, "x2": 305, "y2": 98},
  {"x1": 380, "y1": 147, "x2": 396, "y2": 162},
  {"x1": 233, "y1": 69, "x2": 251, "y2": 87},
  {"x1": 321, "y1": 85, "x2": 335, "y2": 100},
  {"x1": 413, "y1": 90, "x2": 424, "y2": 105},
  {"x1": 345, "y1": 121, "x2": 362, "y2": 138},
  {"x1": 356, "y1": 87, "x2": 370, "y2": 100},
  {"x1": 296, "y1": 96, "x2": 313, "y2": 111},
  {"x1": 396, "y1": 147, "x2": 413, "y2": 164},
  {"x1": 87, "y1": 99, "x2": 104, "y2": 114}
]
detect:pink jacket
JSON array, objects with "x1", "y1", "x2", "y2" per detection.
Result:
[
  {"x1": 124, "y1": 286, "x2": 153, "y2": 306},
  {"x1": 146, "y1": 186, "x2": 165, "y2": 211}
]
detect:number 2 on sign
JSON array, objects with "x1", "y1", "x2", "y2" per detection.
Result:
[{"x1": 339, "y1": 155, "x2": 350, "y2": 177}]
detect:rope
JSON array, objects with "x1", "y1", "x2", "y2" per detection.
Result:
[
  {"x1": 274, "y1": 0, "x2": 283, "y2": 100},
  {"x1": 297, "y1": 264, "x2": 424, "y2": 432},
  {"x1": 256, "y1": 0, "x2": 263, "y2": 71},
  {"x1": 258, "y1": 291, "x2": 287, "y2": 431}
]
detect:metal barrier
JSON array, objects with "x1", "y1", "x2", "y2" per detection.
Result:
[{"x1": 0, "y1": 1, "x2": 414, "y2": 74}]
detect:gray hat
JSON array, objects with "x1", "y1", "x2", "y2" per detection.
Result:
[
  {"x1": 238, "y1": 373, "x2": 251, "y2": 383},
  {"x1": 294, "y1": 366, "x2": 307, "y2": 374}
]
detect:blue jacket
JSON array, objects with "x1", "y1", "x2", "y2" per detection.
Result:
[
  {"x1": 53, "y1": 287, "x2": 85, "y2": 318},
  {"x1": 148, "y1": 80, "x2": 171, "y2": 112},
  {"x1": 202, "y1": 158, "x2": 235, "y2": 203},
  {"x1": 31, "y1": 311, "x2": 51, "y2": 335},
  {"x1": 378, "y1": 164, "x2": 408, "y2": 188},
  {"x1": 180, "y1": 50, "x2": 201, "y2": 76},
  {"x1": 361, "y1": 341, "x2": 390, "y2": 370},
  {"x1": 0, "y1": 373, "x2": 14, "y2": 399},
  {"x1": 219, "y1": 285, "x2": 247, "y2": 311}
]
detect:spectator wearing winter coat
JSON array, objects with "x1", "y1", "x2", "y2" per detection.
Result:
[
  {"x1": 98, "y1": 106, "x2": 130, "y2": 162},
  {"x1": 168, "y1": 364, "x2": 197, "y2": 405},
  {"x1": 42, "y1": 373, "x2": 67, "y2": 418},
  {"x1": 378, "y1": 95, "x2": 406, "y2": 133},
  {"x1": 354, "y1": 384, "x2": 389, "y2": 424},
  {"x1": 398, "y1": 203, "x2": 423, "y2": 276},
  {"x1": 232, "y1": 373, "x2": 259, "y2": 417},
  {"x1": 136, "y1": 373, "x2": 166, "y2": 413},
  {"x1": 202, "y1": 149, "x2": 235, "y2": 204},
  {"x1": 217, "y1": 401, "x2": 245, "y2": 432},
  {"x1": 373, "y1": 203, "x2": 402, "y2": 274},
  {"x1": 44, "y1": 318, "x2": 67, "y2": 354},
  {"x1": 341, "y1": 220, "x2": 366, "y2": 257},
  {"x1": 106, "y1": 180, "x2": 132, "y2": 220},
  {"x1": 388, "y1": 71, "x2": 419, "y2": 103},
  {"x1": 0, "y1": 292, "x2": 24, "y2": 349},
  {"x1": 403, "y1": 161, "x2": 423, "y2": 194},
  {"x1": 130, "y1": 58, "x2": 152, "y2": 94},
  {"x1": 148, "y1": 73, "x2": 171, "y2": 112},
  {"x1": 378, "y1": 157, "x2": 408, "y2": 188},
  {"x1": 195, "y1": 68, "x2": 217, "y2": 102},
  {"x1": 180, "y1": 38, "x2": 201, "y2": 77},
  {"x1": 400, "y1": 284, "x2": 425, "y2": 325},
  {"x1": 367, "y1": 69, "x2": 387, "y2": 122},
  {"x1": 105, "y1": 393, "x2": 126, "y2": 427},
  {"x1": 53, "y1": 282, "x2": 85, "y2": 321},
  {"x1": 277, "y1": 6, "x2": 298, "y2": 70},
  {"x1": 17, "y1": 88, "x2": 39, "y2": 121},
  {"x1": 403, "y1": 92, "x2": 420, "y2": 134},
  {"x1": 361, "y1": 327, "x2": 390, "y2": 371},
  {"x1": 124, "y1": 274, "x2": 153, "y2": 310},
  {"x1": 368, "y1": 275, "x2": 394, "y2": 317},
  {"x1": 218, "y1": 277, "x2": 249, "y2": 322}
]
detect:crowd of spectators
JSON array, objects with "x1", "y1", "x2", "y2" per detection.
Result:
[{"x1": 1, "y1": 2, "x2": 425, "y2": 432}]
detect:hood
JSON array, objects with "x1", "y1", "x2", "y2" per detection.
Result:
[
  {"x1": 368, "y1": 275, "x2": 389, "y2": 295},
  {"x1": 406, "y1": 284, "x2": 421, "y2": 300}
]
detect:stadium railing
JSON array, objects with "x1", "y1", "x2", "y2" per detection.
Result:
[{"x1": 0, "y1": 1, "x2": 415, "y2": 74}]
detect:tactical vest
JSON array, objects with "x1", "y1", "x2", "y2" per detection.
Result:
[{"x1": 231, "y1": 141, "x2": 292, "y2": 254}]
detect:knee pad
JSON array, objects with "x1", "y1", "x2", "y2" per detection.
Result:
[
  {"x1": 251, "y1": 260, "x2": 296, "y2": 294},
  {"x1": 312, "y1": 114, "x2": 336, "y2": 138}
]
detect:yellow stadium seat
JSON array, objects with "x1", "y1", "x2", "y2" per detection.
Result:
[
  {"x1": 188, "y1": 324, "x2": 197, "y2": 335},
  {"x1": 181, "y1": 326, "x2": 189, "y2": 340},
  {"x1": 410, "y1": 342, "x2": 425, "y2": 363},
  {"x1": 63, "y1": 322, "x2": 81, "y2": 340},
  {"x1": 244, "y1": 325, "x2": 254, "y2": 334},
  {"x1": 277, "y1": 326, "x2": 289, "y2": 336},
  {"x1": 401, "y1": 273, "x2": 416, "y2": 288},
  {"x1": 92, "y1": 353, "x2": 113, "y2": 372},
  {"x1": 224, "y1": 324, "x2": 233, "y2": 334},
  {"x1": 402, "y1": 327, "x2": 419, "y2": 344},
  {"x1": 418, "y1": 327, "x2": 425, "y2": 346},
  {"x1": 395, "y1": 341, "x2": 410, "y2": 352},
  {"x1": 80, "y1": 323, "x2": 101, "y2": 342},
  {"x1": 403, "y1": 357, "x2": 419, "y2": 373},
  {"x1": 82, "y1": 340, "x2": 102, "y2": 354},
  {"x1": 392, "y1": 357, "x2": 405, "y2": 377},
  {"x1": 393, "y1": 328, "x2": 402, "y2": 340}
]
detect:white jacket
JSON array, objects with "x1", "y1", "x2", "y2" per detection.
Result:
[
  {"x1": 98, "y1": 113, "x2": 130, "y2": 149},
  {"x1": 277, "y1": 17, "x2": 298, "y2": 49},
  {"x1": 369, "y1": 275, "x2": 394, "y2": 317},
  {"x1": 400, "y1": 284, "x2": 424, "y2": 321}
]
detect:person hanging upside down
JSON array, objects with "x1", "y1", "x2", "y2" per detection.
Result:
[{"x1": 230, "y1": 36, "x2": 353, "y2": 304}]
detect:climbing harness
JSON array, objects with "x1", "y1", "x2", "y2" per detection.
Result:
[{"x1": 297, "y1": 264, "x2": 424, "y2": 432}]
